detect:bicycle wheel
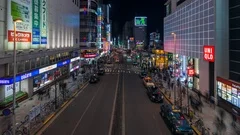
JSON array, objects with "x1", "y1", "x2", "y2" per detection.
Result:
[{"x1": 2, "y1": 130, "x2": 12, "y2": 135}]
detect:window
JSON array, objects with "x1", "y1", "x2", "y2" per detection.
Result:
[
  {"x1": 41, "y1": 57, "x2": 45, "y2": 66},
  {"x1": 45, "y1": 56, "x2": 49, "y2": 65},
  {"x1": 31, "y1": 59, "x2": 36, "y2": 69},
  {"x1": 25, "y1": 60, "x2": 30, "y2": 71},
  {"x1": 50, "y1": 55, "x2": 55, "y2": 64},
  {"x1": 166, "y1": 2, "x2": 171, "y2": 16},
  {"x1": 36, "y1": 58, "x2": 41, "y2": 67},
  {"x1": 9, "y1": 63, "x2": 13, "y2": 75},
  {"x1": 17, "y1": 61, "x2": 24, "y2": 73}
]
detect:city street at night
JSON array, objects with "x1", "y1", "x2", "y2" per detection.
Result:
[{"x1": 37, "y1": 55, "x2": 171, "y2": 135}]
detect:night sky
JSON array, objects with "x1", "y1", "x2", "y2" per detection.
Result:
[{"x1": 104, "y1": 0, "x2": 166, "y2": 40}]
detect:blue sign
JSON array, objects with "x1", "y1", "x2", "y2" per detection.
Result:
[
  {"x1": 2, "y1": 108, "x2": 11, "y2": 116},
  {"x1": 57, "y1": 60, "x2": 70, "y2": 67},
  {"x1": 0, "y1": 57, "x2": 78, "y2": 85},
  {"x1": 0, "y1": 79, "x2": 10, "y2": 85},
  {"x1": 32, "y1": 29, "x2": 40, "y2": 45}
]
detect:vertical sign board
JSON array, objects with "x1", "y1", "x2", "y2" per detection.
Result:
[
  {"x1": 31, "y1": 0, "x2": 40, "y2": 48},
  {"x1": 40, "y1": 0, "x2": 47, "y2": 48},
  {"x1": 203, "y1": 45, "x2": 215, "y2": 62},
  {"x1": 7, "y1": 0, "x2": 32, "y2": 50}
]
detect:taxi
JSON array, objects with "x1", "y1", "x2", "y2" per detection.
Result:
[{"x1": 143, "y1": 77, "x2": 155, "y2": 87}]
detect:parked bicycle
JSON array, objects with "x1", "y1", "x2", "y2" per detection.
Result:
[
  {"x1": 2, "y1": 124, "x2": 25, "y2": 135},
  {"x1": 194, "y1": 117, "x2": 204, "y2": 131}
]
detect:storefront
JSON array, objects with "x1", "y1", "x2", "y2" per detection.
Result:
[
  {"x1": 152, "y1": 49, "x2": 168, "y2": 69},
  {"x1": 0, "y1": 56, "x2": 80, "y2": 102},
  {"x1": 217, "y1": 77, "x2": 240, "y2": 108}
]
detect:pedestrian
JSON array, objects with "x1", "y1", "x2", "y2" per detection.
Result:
[{"x1": 189, "y1": 109, "x2": 194, "y2": 122}]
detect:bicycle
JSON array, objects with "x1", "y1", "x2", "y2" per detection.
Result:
[
  {"x1": 2, "y1": 124, "x2": 24, "y2": 135},
  {"x1": 194, "y1": 117, "x2": 204, "y2": 131},
  {"x1": 202, "y1": 127, "x2": 210, "y2": 135}
]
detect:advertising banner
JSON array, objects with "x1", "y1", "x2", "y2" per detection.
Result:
[
  {"x1": 135, "y1": 17, "x2": 147, "y2": 26},
  {"x1": 7, "y1": 0, "x2": 32, "y2": 50},
  {"x1": 32, "y1": 0, "x2": 40, "y2": 48},
  {"x1": 40, "y1": 0, "x2": 47, "y2": 48}
]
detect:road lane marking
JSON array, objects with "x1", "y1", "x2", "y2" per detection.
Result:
[
  {"x1": 70, "y1": 81, "x2": 104, "y2": 135},
  {"x1": 108, "y1": 73, "x2": 120, "y2": 135},
  {"x1": 122, "y1": 74, "x2": 125, "y2": 135},
  {"x1": 36, "y1": 83, "x2": 89, "y2": 135}
]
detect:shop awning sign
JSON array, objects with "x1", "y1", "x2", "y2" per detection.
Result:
[{"x1": 203, "y1": 45, "x2": 215, "y2": 62}]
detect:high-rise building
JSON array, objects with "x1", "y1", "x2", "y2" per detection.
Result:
[
  {"x1": 80, "y1": 0, "x2": 98, "y2": 49},
  {"x1": 133, "y1": 16, "x2": 147, "y2": 50},
  {"x1": 0, "y1": 0, "x2": 80, "y2": 104},
  {"x1": 122, "y1": 20, "x2": 134, "y2": 49},
  {"x1": 164, "y1": 0, "x2": 230, "y2": 109}
]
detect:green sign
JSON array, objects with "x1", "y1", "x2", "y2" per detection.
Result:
[
  {"x1": 168, "y1": 53, "x2": 173, "y2": 61},
  {"x1": 32, "y1": 0, "x2": 40, "y2": 48},
  {"x1": 135, "y1": 17, "x2": 147, "y2": 26},
  {"x1": 40, "y1": 0, "x2": 47, "y2": 48},
  {"x1": 11, "y1": 1, "x2": 29, "y2": 22}
]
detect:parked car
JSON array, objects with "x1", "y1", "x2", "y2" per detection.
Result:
[
  {"x1": 146, "y1": 86, "x2": 163, "y2": 103},
  {"x1": 139, "y1": 71, "x2": 147, "y2": 78},
  {"x1": 89, "y1": 74, "x2": 100, "y2": 83},
  {"x1": 97, "y1": 68, "x2": 105, "y2": 75},
  {"x1": 143, "y1": 77, "x2": 155, "y2": 87},
  {"x1": 160, "y1": 104, "x2": 193, "y2": 135}
]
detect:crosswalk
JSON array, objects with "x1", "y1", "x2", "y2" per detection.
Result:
[{"x1": 104, "y1": 68, "x2": 140, "y2": 74}]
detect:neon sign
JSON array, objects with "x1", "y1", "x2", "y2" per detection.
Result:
[{"x1": 135, "y1": 17, "x2": 147, "y2": 26}]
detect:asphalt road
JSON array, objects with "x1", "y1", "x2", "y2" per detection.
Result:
[{"x1": 40, "y1": 53, "x2": 171, "y2": 135}]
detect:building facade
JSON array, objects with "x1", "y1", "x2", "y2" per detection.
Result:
[
  {"x1": 122, "y1": 20, "x2": 134, "y2": 49},
  {"x1": 0, "y1": 0, "x2": 80, "y2": 106},
  {"x1": 164, "y1": 0, "x2": 229, "y2": 106},
  {"x1": 80, "y1": 0, "x2": 98, "y2": 49},
  {"x1": 134, "y1": 16, "x2": 147, "y2": 50}
]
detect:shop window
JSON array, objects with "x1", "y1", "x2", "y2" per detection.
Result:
[
  {"x1": 50, "y1": 55, "x2": 55, "y2": 64},
  {"x1": 25, "y1": 60, "x2": 30, "y2": 71},
  {"x1": 17, "y1": 61, "x2": 24, "y2": 73},
  {"x1": 8, "y1": 63, "x2": 14, "y2": 76},
  {"x1": 40, "y1": 57, "x2": 45, "y2": 66},
  {"x1": 31, "y1": 59, "x2": 36, "y2": 69},
  {"x1": 45, "y1": 56, "x2": 49, "y2": 65},
  {"x1": 36, "y1": 58, "x2": 40, "y2": 67},
  {"x1": 56, "y1": 54, "x2": 61, "y2": 61}
]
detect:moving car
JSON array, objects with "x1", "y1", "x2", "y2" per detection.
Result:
[
  {"x1": 139, "y1": 71, "x2": 147, "y2": 78},
  {"x1": 89, "y1": 74, "x2": 100, "y2": 83},
  {"x1": 146, "y1": 86, "x2": 163, "y2": 103},
  {"x1": 143, "y1": 77, "x2": 155, "y2": 87},
  {"x1": 160, "y1": 104, "x2": 193, "y2": 135}
]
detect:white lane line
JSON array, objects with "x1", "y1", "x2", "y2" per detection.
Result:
[
  {"x1": 70, "y1": 82, "x2": 103, "y2": 135},
  {"x1": 36, "y1": 83, "x2": 89, "y2": 135},
  {"x1": 108, "y1": 74, "x2": 120, "y2": 135},
  {"x1": 122, "y1": 74, "x2": 126, "y2": 135}
]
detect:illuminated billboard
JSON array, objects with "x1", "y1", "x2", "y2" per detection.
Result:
[
  {"x1": 6, "y1": 0, "x2": 47, "y2": 51},
  {"x1": 135, "y1": 17, "x2": 147, "y2": 26}
]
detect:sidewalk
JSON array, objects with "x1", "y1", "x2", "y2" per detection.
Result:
[
  {"x1": 0, "y1": 74, "x2": 86, "y2": 134},
  {"x1": 153, "y1": 75, "x2": 237, "y2": 135}
]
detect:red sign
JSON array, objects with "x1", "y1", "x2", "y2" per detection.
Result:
[
  {"x1": 8, "y1": 30, "x2": 31, "y2": 42},
  {"x1": 203, "y1": 45, "x2": 215, "y2": 62},
  {"x1": 187, "y1": 69, "x2": 195, "y2": 76},
  {"x1": 84, "y1": 54, "x2": 97, "y2": 58}
]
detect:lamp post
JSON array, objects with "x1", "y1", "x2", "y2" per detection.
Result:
[
  {"x1": 171, "y1": 32, "x2": 177, "y2": 105},
  {"x1": 12, "y1": 18, "x2": 22, "y2": 135}
]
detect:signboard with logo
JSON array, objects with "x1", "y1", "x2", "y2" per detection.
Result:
[
  {"x1": 6, "y1": 0, "x2": 32, "y2": 50},
  {"x1": 217, "y1": 77, "x2": 240, "y2": 108},
  {"x1": 187, "y1": 69, "x2": 195, "y2": 76},
  {"x1": 40, "y1": 0, "x2": 47, "y2": 48},
  {"x1": 4, "y1": 82, "x2": 20, "y2": 98},
  {"x1": 203, "y1": 45, "x2": 215, "y2": 62},
  {"x1": 135, "y1": 17, "x2": 147, "y2": 26},
  {"x1": 32, "y1": 0, "x2": 40, "y2": 48}
]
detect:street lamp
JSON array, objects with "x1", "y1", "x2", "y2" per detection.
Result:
[
  {"x1": 12, "y1": 18, "x2": 22, "y2": 135},
  {"x1": 171, "y1": 32, "x2": 177, "y2": 105}
]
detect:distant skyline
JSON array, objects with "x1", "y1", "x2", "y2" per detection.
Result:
[{"x1": 108, "y1": 0, "x2": 166, "y2": 40}]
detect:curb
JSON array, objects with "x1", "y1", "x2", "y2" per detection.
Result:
[
  {"x1": 33, "y1": 81, "x2": 89, "y2": 135},
  {"x1": 159, "y1": 88, "x2": 201, "y2": 135}
]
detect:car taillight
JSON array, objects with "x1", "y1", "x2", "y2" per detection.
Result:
[{"x1": 158, "y1": 92, "x2": 161, "y2": 94}]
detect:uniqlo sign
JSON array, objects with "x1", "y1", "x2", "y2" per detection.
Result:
[
  {"x1": 203, "y1": 45, "x2": 215, "y2": 62},
  {"x1": 187, "y1": 69, "x2": 195, "y2": 76}
]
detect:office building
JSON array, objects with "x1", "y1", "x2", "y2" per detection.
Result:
[
  {"x1": 0, "y1": 0, "x2": 80, "y2": 106},
  {"x1": 133, "y1": 16, "x2": 147, "y2": 50},
  {"x1": 164, "y1": 0, "x2": 229, "y2": 107}
]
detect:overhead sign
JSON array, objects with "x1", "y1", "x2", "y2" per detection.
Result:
[
  {"x1": 135, "y1": 17, "x2": 147, "y2": 26},
  {"x1": 84, "y1": 54, "x2": 97, "y2": 58},
  {"x1": 203, "y1": 45, "x2": 215, "y2": 62},
  {"x1": 39, "y1": 64, "x2": 57, "y2": 74}
]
